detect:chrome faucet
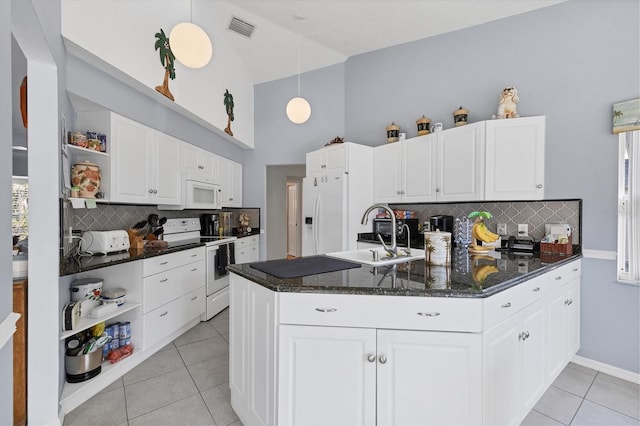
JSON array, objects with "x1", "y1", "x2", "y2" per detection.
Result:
[
  {"x1": 400, "y1": 223, "x2": 412, "y2": 256},
  {"x1": 361, "y1": 204, "x2": 398, "y2": 257}
]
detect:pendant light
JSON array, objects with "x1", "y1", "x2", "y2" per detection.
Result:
[
  {"x1": 286, "y1": 15, "x2": 311, "y2": 124},
  {"x1": 170, "y1": 0, "x2": 212, "y2": 69}
]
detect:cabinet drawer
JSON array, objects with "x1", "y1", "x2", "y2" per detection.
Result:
[
  {"x1": 143, "y1": 261, "x2": 205, "y2": 313},
  {"x1": 236, "y1": 235, "x2": 258, "y2": 248},
  {"x1": 143, "y1": 247, "x2": 204, "y2": 276},
  {"x1": 279, "y1": 293, "x2": 483, "y2": 332},
  {"x1": 143, "y1": 286, "x2": 205, "y2": 349},
  {"x1": 543, "y1": 260, "x2": 581, "y2": 291},
  {"x1": 483, "y1": 275, "x2": 546, "y2": 331}
]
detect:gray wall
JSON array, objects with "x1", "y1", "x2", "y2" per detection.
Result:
[
  {"x1": 265, "y1": 165, "x2": 306, "y2": 260},
  {"x1": 253, "y1": 0, "x2": 640, "y2": 373},
  {"x1": 249, "y1": 62, "x2": 346, "y2": 256},
  {"x1": 1, "y1": 1, "x2": 14, "y2": 423}
]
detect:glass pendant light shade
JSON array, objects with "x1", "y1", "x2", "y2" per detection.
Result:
[
  {"x1": 169, "y1": 22, "x2": 212, "y2": 69},
  {"x1": 286, "y1": 97, "x2": 311, "y2": 124}
]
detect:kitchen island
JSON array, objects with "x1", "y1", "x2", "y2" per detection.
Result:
[{"x1": 228, "y1": 250, "x2": 582, "y2": 426}]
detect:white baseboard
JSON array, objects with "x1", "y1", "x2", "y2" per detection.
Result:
[
  {"x1": 582, "y1": 249, "x2": 616, "y2": 260},
  {"x1": 572, "y1": 355, "x2": 640, "y2": 384}
]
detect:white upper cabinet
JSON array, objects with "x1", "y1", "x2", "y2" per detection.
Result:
[
  {"x1": 108, "y1": 113, "x2": 181, "y2": 205},
  {"x1": 181, "y1": 143, "x2": 216, "y2": 184},
  {"x1": 373, "y1": 135, "x2": 437, "y2": 203},
  {"x1": 485, "y1": 116, "x2": 545, "y2": 200},
  {"x1": 437, "y1": 121, "x2": 485, "y2": 202},
  {"x1": 218, "y1": 156, "x2": 242, "y2": 207},
  {"x1": 306, "y1": 143, "x2": 349, "y2": 177}
]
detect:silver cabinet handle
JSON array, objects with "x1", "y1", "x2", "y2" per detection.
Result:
[
  {"x1": 198, "y1": 165, "x2": 204, "y2": 169},
  {"x1": 501, "y1": 302, "x2": 512, "y2": 308},
  {"x1": 532, "y1": 287, "x2": 541, "y2": 292},
  {"x1": 191, "y1": 268, "x2": 198, "y2": 272},
  {"x1": 536, "y1": 184, "x2": 543, "y2": 188},
  {"x1": 160, "y1": 311, "x2": 168, "y2": 317},
  {"x1": 572, "y1": 268, "x2": 579, "y2": 272},
  {"x1": 436, "y1": 188, "x2": 440, "y2": 193},
  {"x1": 315, "y1": 308, "x2": 337, "y2": 313},
  {"x1": 149, "y1": 189, "x2": 154, "y2": 193},
  {"x1": 397, "y1": 190, "x2": 402, "y2": 195},
  {"x1": 160, "y1": 261, "x2": 169, "y2": 265},
  {"x1": 160, "y1": 278, "x2": 168, "y2": 283},
  {"x1": 191, "y1": 296, "x2": 198, "y2": 301},
  {"x1": 417, "y1": 312, "x2": 441, "y2": 317},
  {"x1": 555, "y1": 276, "x2": 562, "y2": 280},
  {"x1": 565, "y1": 299, "x2": 573, "y2": 306},
  {"x1": 378, "y1": 355, "x2": 387, "y2": 364},
  {"x1": 519, "y1": 331, "x2": 530, "y2": 341},
  {"x1": 367, "y1": 354, "x2": 376, "y2": 363}
]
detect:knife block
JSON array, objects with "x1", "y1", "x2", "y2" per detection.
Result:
[{"x1": 127, "y1": 229, "x2": 144, "y2": 250}]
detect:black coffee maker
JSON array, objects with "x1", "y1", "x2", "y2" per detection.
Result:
[
  {"x1": 430, "y1": 215, "x2": 454, "y2": 234},
  {"x1": 200, "y1": 214, "x2": 218, "y2": 236}
]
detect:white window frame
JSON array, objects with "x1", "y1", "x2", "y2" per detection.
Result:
[{"x1": 617, "y1": 130, "x2": 639, "y2": 283}]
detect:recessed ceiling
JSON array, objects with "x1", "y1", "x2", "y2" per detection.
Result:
[{"x1": 221, "y1": 0, "x2": 567, "y2": 83}]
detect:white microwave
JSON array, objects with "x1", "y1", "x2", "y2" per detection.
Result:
[
  {"x1": 159, "y1": 179, "x2": 221, "y2": 210},
  {"x1": 184, "y1": 179, "x2": 222, "y2": 209}
]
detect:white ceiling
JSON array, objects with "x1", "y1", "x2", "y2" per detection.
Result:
[{"x1": 219, "y1": 0, "x2": 567, "y2": 84}]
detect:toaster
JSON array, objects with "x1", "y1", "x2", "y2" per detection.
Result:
[{"x1": 80, "y1": 230, "x2": 130, "y2": 254}]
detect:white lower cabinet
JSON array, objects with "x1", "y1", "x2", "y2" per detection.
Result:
[
  {"x1": 546, "y1": 277, "x2": 581, "y2": 383},
  {"x1": 235, "y1": 235, "x2": 259, "y2": 264},
  {"x1": 484, "y1": 299, "x2": 547, "y2": 426},
  {"x1": 278, "y1": 325, "x2": 376, "y2": 426}
]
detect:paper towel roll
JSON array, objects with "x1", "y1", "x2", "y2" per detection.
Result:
[{"x1": 424, "y1": 230, "x2": 452, "y2": 265}]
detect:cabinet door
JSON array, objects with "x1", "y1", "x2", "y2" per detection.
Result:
[
  {"x1": 485, "y1": 116, "x2": 545, "y2": 200},
  {"x1": 278, "y1": 325, "x2": 376, "y2": 426},
  {"x1": 218, "y1": 156, "x2": 230, "y2": 204},
  {"x1": 566, "y1": 279, "x2": 581, "y2": 359},
  {"x1": 228, "y1": 160, "x2": 242, "y2": 207},
  {"x1": 520, "y1": 301, "x2": 547, "y2": 412},
  {"x1": 377, "y1": 329, "x2": 482, "y2": 426},
  {"x1": 437, "y1": 122, "x2": 485, "y2": 202},
  {"x1": 110, "y1": 114, "x2": 153, "y2": 203},
  {"x1": 403, "y1": 135, "x2": 437, "y2": 202},
  {"x1": 373, "y1": 143, "x2": 402, "y2": 203},
  {"x1": 325, "y1": 144, "x2": 347, "y2": 173},
  {"x1": 546, "y1": 286, "x2": 567, "y2": 382},
  {"x1": 153, "y1": 132, "x2": 181, "y2": 205},
  {"x1": 483, "y1": 314, "x2": 521, "y2": 426},
  {"x1": 306, "y1": 150, "x2": 325, "y2": 176}
]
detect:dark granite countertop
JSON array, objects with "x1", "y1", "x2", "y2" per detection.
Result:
[
  {"x1": 60, "y1": 241, "x2": 205, "y2": 276},
  {"x1": 228, "y1": 248, "x2": 582, "y2": 298}
]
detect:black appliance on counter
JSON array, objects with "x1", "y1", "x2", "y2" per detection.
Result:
[
  {"x1": 373, "y1": 218, "x2": 419, "y2": 244},
  {"x1": 200, "y1": 213, "x2": 219, "y2": 236},
  {"x1": 429, "y1": 215, "x2": 454, "y2": 234}
]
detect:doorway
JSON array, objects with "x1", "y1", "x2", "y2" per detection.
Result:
[{"x1": 286, "y1": 180, "x2": 300, "y2": 258}]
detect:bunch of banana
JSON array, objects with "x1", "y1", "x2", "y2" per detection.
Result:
[
  {"x1": 472, "y1": 221, "x2": 500, "y2": 243},
  {"x1": 472, "y1": 263, "x2": 499, "y2": 284}
]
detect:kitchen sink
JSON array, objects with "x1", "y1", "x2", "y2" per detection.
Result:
[{"x1": 326, "y1": 248, "x2": 425, "y2": 266}]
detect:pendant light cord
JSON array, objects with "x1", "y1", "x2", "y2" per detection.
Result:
[{"x1": 297, "y1": 16, "x2": 301, "y2": 97}]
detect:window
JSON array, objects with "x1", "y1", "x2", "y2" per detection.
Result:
[
  {"x1": 12, "y1": 178, "x2": 28, "y2": 241},
  {"x1": 618, "y1": 130, "x2": 639, "y2": 283}
]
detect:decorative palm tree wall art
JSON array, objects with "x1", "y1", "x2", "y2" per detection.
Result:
[
  {"x1": 224, "y1": 89, "x2": 234, "y2": 136},
  {"x1": 154, "y1": 29, "x2": 176, "y2": 101}
]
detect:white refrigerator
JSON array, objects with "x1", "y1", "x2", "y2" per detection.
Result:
[{"x1": 302, "y1": 168, "x2": 374, "y2": 256}]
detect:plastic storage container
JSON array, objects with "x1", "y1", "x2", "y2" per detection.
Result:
[{"x1": 101, "y1": 287, "x2": 126, "y2": 306}]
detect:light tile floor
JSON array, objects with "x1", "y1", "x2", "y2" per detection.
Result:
[{"x1": 65, "y1": 308, "x2": 639, "y2": 426}]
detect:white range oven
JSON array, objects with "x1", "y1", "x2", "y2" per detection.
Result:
[{"x1": 163, "y1": 218, "x2": 237, "y2": 321}]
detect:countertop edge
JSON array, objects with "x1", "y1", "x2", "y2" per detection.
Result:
[{"x1": 228, "y1": 253, "x2": 583, "y2": 298}]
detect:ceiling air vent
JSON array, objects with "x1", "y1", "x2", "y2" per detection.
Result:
[{"x1": 228, "y1": 16, "x2": 255, "y2": 38}]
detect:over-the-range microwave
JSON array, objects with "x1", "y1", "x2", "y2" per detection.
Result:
[{"x1": 159, "y1": 179, "x2": 222, "y2": 210}]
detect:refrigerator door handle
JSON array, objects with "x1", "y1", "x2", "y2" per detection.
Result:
[{"x1": 313, "y1": 194, "x2": 320, "y2": 254}]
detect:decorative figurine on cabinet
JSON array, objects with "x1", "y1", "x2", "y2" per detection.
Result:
[
  {"x1": 496, "y1": 86, "x2": 519, "y2": 119},
  {"x1": 154, "y1": 29, "x2": 176, "y2": 101},
  {"x1": 224, "y1": 89, "x2": 235, "y2": 136}
]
